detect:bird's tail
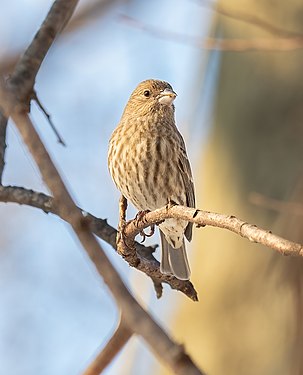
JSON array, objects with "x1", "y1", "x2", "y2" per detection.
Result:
[{"x1": 160, "y1": 231, "x2": 191, "y2": 280}]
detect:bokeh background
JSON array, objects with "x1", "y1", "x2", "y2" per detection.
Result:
[{"x1": 1, "y1": 0, "x2": 303, "y2": 374}]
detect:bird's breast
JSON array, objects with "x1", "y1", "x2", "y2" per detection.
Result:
[{"x1": 108, "y1": 119, "x2": 186, "y2": 211}]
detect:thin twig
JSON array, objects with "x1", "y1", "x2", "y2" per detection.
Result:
[
  {"x1": 249, "y1": 192, "x2": 303, "y2": 216},
  {"x1": 82, "y1": 316, "x2": 132, "y2": 375},
  {"x1": 32, "y1": 92, "x2": 66, "y2": 146}
]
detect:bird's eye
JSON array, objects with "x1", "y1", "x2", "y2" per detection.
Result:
[{"x1": 143, "y1": 90, "x2": 150, "y2": 97}]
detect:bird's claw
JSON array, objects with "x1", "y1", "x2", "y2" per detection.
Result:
[
  {"x1": 134, "y1": 210, "x2": 150, "y2": 223},
  {"x1": 134, "y1": 210, "x2": 155, "y2": 243},
  {"x1": 139, "y1": 224, "x2": 155, "y2": 243}
]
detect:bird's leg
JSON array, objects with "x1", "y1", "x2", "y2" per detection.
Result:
[
  {"x1": 118, "y1": 195, "x2": 128, "y2": 245},
  {"x1": 134, "y1": 209, "x2": 150, "y2": 222},
  {"x1": 134, "y1": 210, "x2": 155, "y2": 243}
]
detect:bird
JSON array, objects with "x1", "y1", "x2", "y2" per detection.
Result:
[{"x1": 108, "y1": 79, "x2": 195, "y2": 280}]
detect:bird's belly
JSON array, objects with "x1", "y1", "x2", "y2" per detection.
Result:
[{"x1": 109, "y1": 135, "x2": 185, "y2": 211}]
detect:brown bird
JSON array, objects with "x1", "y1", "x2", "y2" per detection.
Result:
[{"x1": 108, "y1": 79, "x2": 195, "y2": 280}]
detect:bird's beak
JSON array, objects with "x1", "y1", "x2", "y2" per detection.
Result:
[{"x1": 158, "y1": 88, "x2": 177, "y2": 105}]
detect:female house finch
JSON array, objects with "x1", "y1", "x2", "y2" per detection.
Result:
[{"x1": 108, "y1": 79, "x2": 195, "y2": 280}]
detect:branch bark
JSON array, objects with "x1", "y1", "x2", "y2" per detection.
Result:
[
  {"x1": 0, "y1": 185, "x2": 198, "y2": 301},
  {"x1": 122, "y1": 203, "x2": 303, "y2": 257}
]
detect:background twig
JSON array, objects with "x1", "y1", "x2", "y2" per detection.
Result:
[
  {"x1": 0, "y1": 113, "x2": 7, "y2": 182},
  {"x1": 82, "y1": 316, "x2": 132, "y2": 375},
  {"x1": 120, "y1": 15, "x2": 303, "y2": 52}
]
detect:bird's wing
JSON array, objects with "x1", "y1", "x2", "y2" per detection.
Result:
[{"x1": 178, "y1": 142, "x2": 196, "y2": 242}]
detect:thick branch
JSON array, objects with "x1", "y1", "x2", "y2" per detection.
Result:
[
  {"x1": 82, "y1": 317, "x2": 132, "y2": 375},
  {"x1": 0, "y1": 0, "x2": 79, "y2": 185},
  {"x1": 0, "y1": 185, "x2": 198, "y2": 301}
]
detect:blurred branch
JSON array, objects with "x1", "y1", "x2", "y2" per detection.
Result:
[
  {"x1": 250, "y1": 192, "x2": 303, "y2": 216},
  {"x1": 0, "y1": 185, "x2": 198, "y2": 301},
  {"x1": 65, "y1": 0, "x2": 124, "y2": 33},
  {"x1": 120, "y1": 15, "x2": 303, "y2": 52},
  {"x1": 120, "y1": 203, "x2": 303, "y2": 257},
  {"x1": 0, "y1": 113, "x2": 7, "y2": 182},
  {"x1": 0, "y1": 0, "x2": 125, "y2": 75},
  {"x1": 82, "y1": 316, "x2": 132, "y2": 375},
  {"x1": 8, "y1": 0, "x2": 79, "y2": 106},
  {"x1": 0, "y1": 0, "x2": 78, "y2": 180},
  {"x1": 194, "y1": 0, "x2": 303, "y2": 37}
]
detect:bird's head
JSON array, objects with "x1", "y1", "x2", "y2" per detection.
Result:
[{"x1": 123, "y1": 79, "x2": 177, "y2": 118}]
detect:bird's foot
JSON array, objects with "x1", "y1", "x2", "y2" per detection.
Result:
[
  {"x1": 139, "y1": 224, "x2": 155, "y2": 243},
  {"x1": 134, "y1": 210, "x2": 155, "y2": 243},
  {"x1": 134, "y1": 209, "x2": 150, "y2": 223}
]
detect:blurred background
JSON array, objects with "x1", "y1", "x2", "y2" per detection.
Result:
[{"x1": 1, "y1": 0, "x2": 303, "y2": 374}]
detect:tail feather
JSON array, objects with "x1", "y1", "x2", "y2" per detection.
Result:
[{"x1": 160, "y1": 232, "x2": 191, "y2": 280}]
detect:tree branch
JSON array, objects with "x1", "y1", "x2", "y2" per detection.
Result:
[
  {"x1": 0, "y1": 0, "x2": 80, "y2": 184},
  {"x1": 82, "y1": 316, "x2": 132, "y2": 375},
  {"x1": 121, "y1": 203, "x2": 303, "y2": 257},
  {"x1": 0, "y1": 113, "x2": 7, "y2": 182},
  {"x1": 194, "y1": 0, "x2": 303, "y2": 38},
  {"x1": 120, "y1": 15, "x2": 303, "y2": 52},
  {"x1": 0, "y1": 0, "x2": 126, "y2": 75},
  {"x1": 1, "y1": 182, "x2": 302, "y2": 293},
  {"x1": 0, "y1": 185, "x2": 198, "y2": 301},
  {"x1": 8, "y1": 0, "x2": 79, "y2": 106},
  {"x1": 249, "y1": 192, "x2": 303, "y2": 216}
]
